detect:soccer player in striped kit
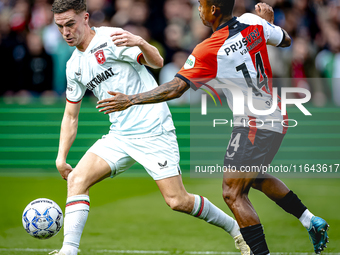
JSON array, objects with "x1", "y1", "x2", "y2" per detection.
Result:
[
  {"x1": 50, "y1": 0, "x2": 251, "y2": 254},
  {"x1": 97, "y1": 1, "x2": 329, "y2": 254}
]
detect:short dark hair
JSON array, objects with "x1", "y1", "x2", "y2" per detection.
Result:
[
  {"x1": 51, "y1": 0, "x2": 87, "y2": 14},
  {"x1": 207, "y1": 0, "x2": 235, "y2": 16}
]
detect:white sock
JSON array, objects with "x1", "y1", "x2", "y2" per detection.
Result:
[
  {"x1": 60, "y1": 195, "x2": 90, "y2": 255},
  {"x1": 299, "y1": 209, "x2": 314, "y2": 229},
  {"x1": 190, "y1": 195, "x2": 240, "y2": 238}
]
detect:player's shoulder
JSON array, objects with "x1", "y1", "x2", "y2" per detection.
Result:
[
  {"x1": 191, "y1": 35, "x2": 222, "y2": 59},
  {"x1": 93, "y1": 26, "x2": 124, "y2": 37},
  {"x1": 238, "y1": 13, "x2": 272, "y2": 27},
  {"x1": 66, "y1": 49, "x2": 79, "y2": 70}
]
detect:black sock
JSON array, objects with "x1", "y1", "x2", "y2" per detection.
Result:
[
  {"x1": 240, "y1": 224, "x2": 269, "y2": 255},
  {"x1": 275, "y1": 190, "x2": 307, "y2": 218}
]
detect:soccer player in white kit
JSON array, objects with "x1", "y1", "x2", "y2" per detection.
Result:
[
  {"x1": 96, "y1": 1, "x2": 329, "y2": 254},
  {"x1": 50, "y1": 0, "x2": 252, "y2": 254}
]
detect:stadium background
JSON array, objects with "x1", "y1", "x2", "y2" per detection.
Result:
[{"x1": 0, "y1": 0, "x2": 339, "y2": 254}]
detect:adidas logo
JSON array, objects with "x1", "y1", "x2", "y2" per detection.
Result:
[{"x1": 158, "y1": 160, "x2": 168, "y2": 169}]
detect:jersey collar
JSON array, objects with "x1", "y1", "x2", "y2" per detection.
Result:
[{"x1": 216, "y1": 16, "x2": 237, "y2": 32}]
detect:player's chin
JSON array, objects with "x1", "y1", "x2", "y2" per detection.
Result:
[{"x1": 65, "y1": 39, "x2": 76, "y2": 46}]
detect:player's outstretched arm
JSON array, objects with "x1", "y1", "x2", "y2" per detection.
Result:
[
  {"x1": 111, "y1": 30, "x2": 163, "y2": 69},
  {"x1": 56, "y1": 101, "x2": 81, "y2": 180},
  {"x1": 97, "y1": 77, "x2": 190, "y2": 114}
]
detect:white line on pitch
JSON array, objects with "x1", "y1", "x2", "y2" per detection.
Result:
[{"x1": 0, "y1": 249, "x2": 339, "y2": 255}]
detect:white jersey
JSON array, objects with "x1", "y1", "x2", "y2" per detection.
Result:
[
  {"x1": 177, "y1": 13, "x2": 288, "y2": 134},
  {"x1": 66, "y1": 27, "x2": 175, "y2": 137}
]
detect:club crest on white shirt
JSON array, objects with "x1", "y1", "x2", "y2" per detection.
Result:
[{"x1": 95, "y1": 50, "x2": 106, "y2": 65}]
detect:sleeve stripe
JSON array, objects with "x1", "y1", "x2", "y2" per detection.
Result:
[
  {"x1": 137, "y1": 52, "x2": 143, "y2": 65},
  {"x1": 277, "y1": 29, "x2": 286, "y2": 47},
  {"x1": 66, "y1": 98, "x2": 82, "y2": 104},
  {"x1": 175, "y1": 73, "x2": 198, "y2": 91}
]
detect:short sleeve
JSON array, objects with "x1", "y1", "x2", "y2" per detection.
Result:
[
  {"x1": 239, "y1": 13, "x2": 284, "y2": 47},
  {"x1": 65, "y1": 64, "x2": 86, "y2": 103},
  {"x1": 176, "y1": 41, "x2": 218, "y2": 91},
  {"x1": 113, "y1": 46, "x2": 143, "y2": 64},
  {"x1": 95, "y1": 26, "x2": 143, "y2": 64},
  {"x1": 261, "y1": 20, "x2": 284, "y2": 46}
]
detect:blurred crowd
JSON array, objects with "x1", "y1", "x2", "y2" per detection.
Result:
[{"x1": 0, "y1": 0, "x2": 340, "y2": 106}]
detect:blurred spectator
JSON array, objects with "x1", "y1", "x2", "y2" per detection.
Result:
[
  {"x1": 159, "y1": 50, "x2": 188, "y2": 84},
  {"x1": 88, "y1": 0, "x2": 113, "y2": 27},
  {"x1": 20, "y1": 31, "x2": 55, "y2": 104},
  {"x1": 163, "y1": 22, "x2": 184, "y2": 63},
  {"x1": 289, "y1": 37, "x2": 326, "y2": 106},
  {"x1": 159, "y1": 51, "x2": 191, "y2": 105},
  {"x1": 42, "y1": 16, "x2": 73, "y2": 96},
  {"x1": 111, "y1": 0, "x2": 133, "y2": 27},
  {"x1": 315, "y1": 22, "x2": 340, "y2": 106},
  {"x1": 0, "y1": 0, "x2": 339, "y2": 106},
  {"x1": 123, "y1": 22, "x2": 165, "y2": 78},
  {"x1": 29, "y1": 0, "x2": 52, "y2": 30}
]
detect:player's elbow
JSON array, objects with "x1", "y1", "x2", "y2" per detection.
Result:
[
  {"x1": 154, "y1": 56, "x2": 164, "y2": 69},
  {"x1": 170, "y1": 88, "x2": 185, "y2": 100},
  {"x1": 279, "y1": 30, "x2": 292, "y2": 48},
  {"x1": 281, "y1": 36, "x2": 291, "y2": 47}
]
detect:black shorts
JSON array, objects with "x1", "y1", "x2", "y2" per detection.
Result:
[{"x1": 224, "y1": 126, "x2": 285, "y2": 170}]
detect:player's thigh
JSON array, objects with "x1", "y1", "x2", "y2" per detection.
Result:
[
  {"x1": 68, "y1": 151, "x2": 112, "y2": 195},
  {"x1": 224, "y1": 127, "x2": 280, "y2": 177},
  {"x1": 223, "y1": 127, "x2": 276, "y2": 196},
  {"x1": 124, "y1": 130, "x2": 181, "y2": 181},
  {"x1": 87, "y1": 134, "x2": 136, "y2": 178}
]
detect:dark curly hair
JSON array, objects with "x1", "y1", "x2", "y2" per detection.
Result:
[{"x1": 207, "y1": 0, "x2": 235, "y2": 16}]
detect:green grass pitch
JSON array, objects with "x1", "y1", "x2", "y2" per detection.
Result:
[{"x1": 0, "y1": 173, "x2": 339, "y2": 255}]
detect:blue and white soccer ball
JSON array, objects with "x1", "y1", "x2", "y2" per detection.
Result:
[{"x1": 22, "y1": 198, "x2": 63, "y2": 239}]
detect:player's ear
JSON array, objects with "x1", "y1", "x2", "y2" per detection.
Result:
[
  {"x1": 83, "y1": 12, "x2": 89, "y2": 24},
  {"x1": 211, "y1": 5, "x2": 220, "y2": 17}
]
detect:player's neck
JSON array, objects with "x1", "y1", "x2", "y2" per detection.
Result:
[
  {"x1": 77, "y1": 28, "x2": 96, "y2": 52},
  {"x1": 212, "y1": 15, "x2": 233, "y2": 32}
]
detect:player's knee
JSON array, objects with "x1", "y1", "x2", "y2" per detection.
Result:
[
  {"x1": 222, "y1": 182, "x2": 240, "y2": 207},
  {"x1": 67, "y1": 171, "x2": 87, "y2": 191},
  {"x1": 165, "y1": 196, "x2": 188, "y2": 212}
]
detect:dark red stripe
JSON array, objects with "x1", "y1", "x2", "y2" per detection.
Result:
[
  {"x1": 137, "y1": 53, "x2": 143, "y2": 65},
  {"x1": 196, "y1": 196, "x2": 205, "y2": 217},
  {"x1": 66, "y1": 98, "x2": 82, "y2": 104},
  {"x1": 248, "y1": 116, "x2": 258, "y2": 145},
  {"x1": 66, "y1": 200, "x2": 90, "y2": 207}
]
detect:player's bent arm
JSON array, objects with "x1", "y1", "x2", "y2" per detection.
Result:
[
  {"x1": 111, "y1": 30, "x2": 163, "y2": 68},
  {"x1": 97, "y1": 77, "x2": 189, "y2": 114},
  {"x1": 137, "y1": 39, "x2": 163, "y2": 69},
  {"x1": 56, "y1": 101, "x2": 81, "y2": 179},
  {"x1": 278, "y1": 29, "x2": 291, "y2": 48}
]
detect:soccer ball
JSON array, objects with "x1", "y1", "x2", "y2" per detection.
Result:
[{"x1": 22, "y1": 198, "x2": 63, "y2": 239}]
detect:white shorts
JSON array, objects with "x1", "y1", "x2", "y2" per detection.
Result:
[{"x1": 87, "y1": 130, "x2": 181, "y2": 180}]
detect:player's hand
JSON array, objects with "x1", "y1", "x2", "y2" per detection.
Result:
[
  {"x1": 255, "y1": 3, "x2": 274, "y2": 24},
  {"x1": 56, "y1": 160, "x2": 73, "y2": 180},
  {"x1": 111, "y1": 30, "x2": 144, "y2": 47},
  {"x1": 96, "y1": 91, "x2": 133, "y2": 114}
]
